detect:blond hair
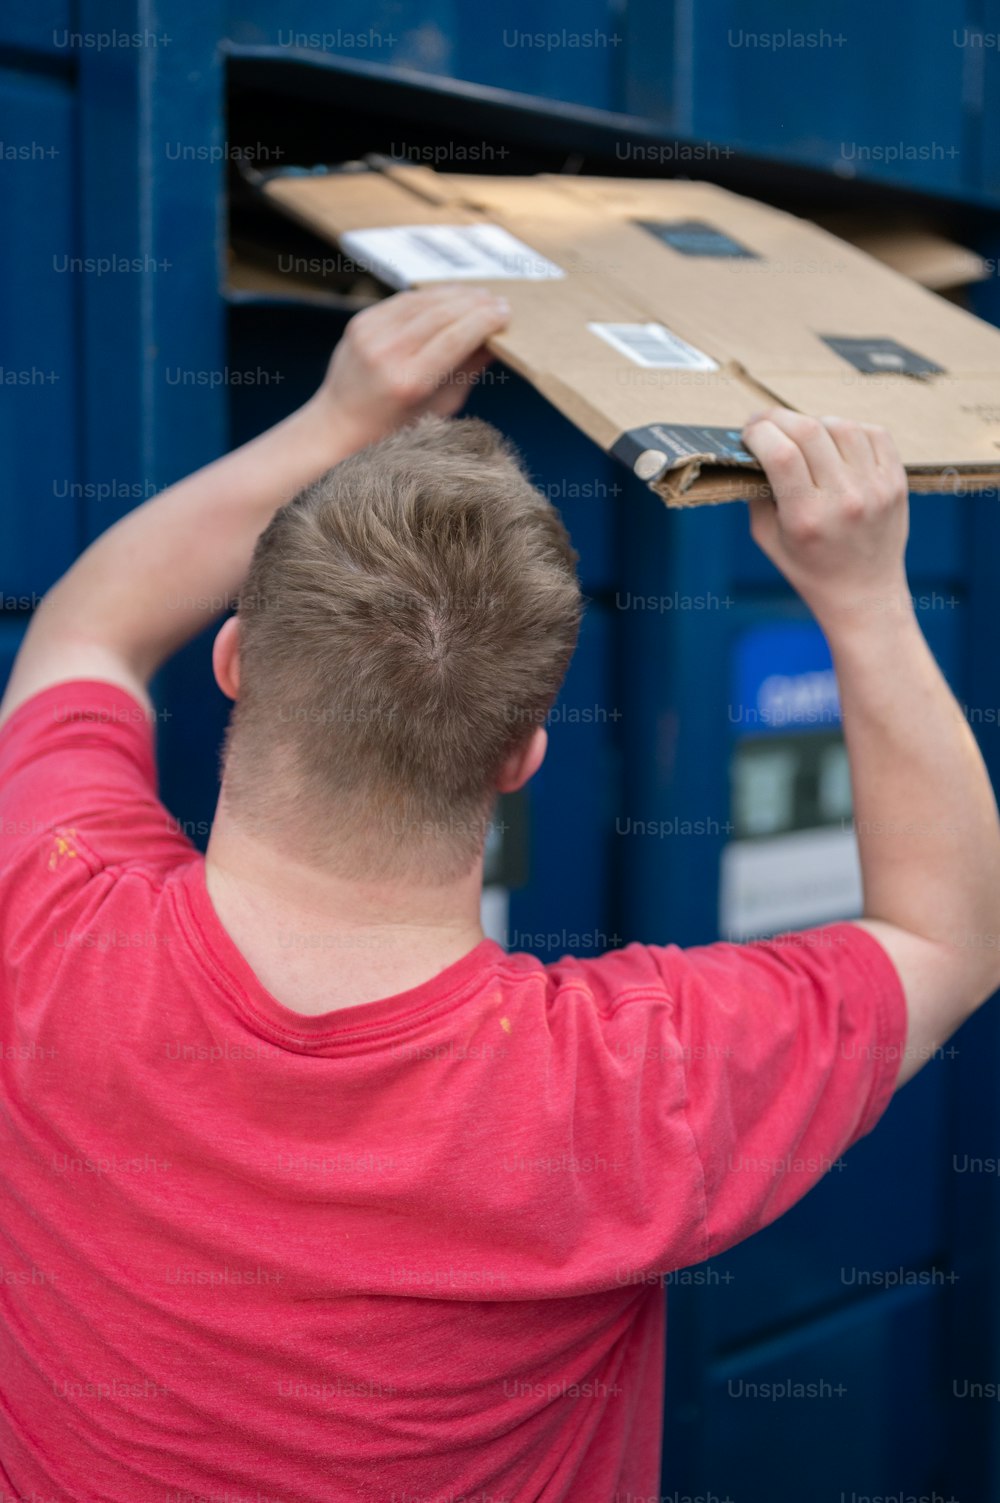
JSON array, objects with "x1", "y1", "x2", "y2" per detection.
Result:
[{"x1": 221, "y1": 415, "x2": 582, "y2": 880}]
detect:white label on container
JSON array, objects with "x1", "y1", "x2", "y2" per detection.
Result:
[
  {"x1": 480, "y1": 885, "x2": 510, "y2": 949},
  {"x1": 718, "y1": 825, "x2": 862, "y2": 941},
  {"x1": 587, "y1": 321, "x2": 719, "y2": 370},
  {"x1": 339, "y1": 224, "x2": 565, "y2": 288}
]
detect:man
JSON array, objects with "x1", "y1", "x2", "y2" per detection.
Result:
[{"x1": 0, "y1": 284, "x2": 997, "y2": 1502}]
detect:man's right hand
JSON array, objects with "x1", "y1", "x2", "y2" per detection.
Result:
[
  {"x1": 311, "y1": 284, "x2": 510, "y2": 455},
  {"x1": 741, "y1": 408, "x2": 911, "y2": 630}
]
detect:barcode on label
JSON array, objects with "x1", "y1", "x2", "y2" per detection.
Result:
[
  {"x1": 406, "y1": 229, "x2": 484, "y2": 270},
  {"x1": 339, "y1": 224, "x2": 565, "y2": 288},
  {"x1": 588, "y1": 322, "x2": 719, "y2": 371}
]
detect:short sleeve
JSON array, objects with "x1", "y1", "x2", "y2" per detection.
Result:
[
  {"x1": 0, "y1": 679, "x2": 196, "y2": 945},
  {"x1": 560, "y1": 922, "x2": 907, "y2": 1269}
]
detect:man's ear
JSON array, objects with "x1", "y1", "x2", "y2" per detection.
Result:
[
  {"x1": 496, "y1": 726, "x2": 547, "y2": 794},
  {"x1": 212, "y1": 615, "x2": 241, "y2": 701}
]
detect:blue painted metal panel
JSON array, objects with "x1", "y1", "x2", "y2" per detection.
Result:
[
  {"x1": 962, "y1": 231, "x2": 1000, "y2": 1502},
  {"x1": 622, "y1": 0, "x2": 685, "y2": 130},
  {"x1": 226, "y1": 0, "x2": 460, "y2": 72},
  {"x1": 688, "y1": 1289, "x2": 948, "y2": 1501},
  {"x1": 226, "y1": 0, "x2": 624, "y2": 109},
  {"x1": 730, "y1": 618, "x2": 837, "y2": 736},
  {"x1": 0, "y1": 1, "x2": 72, "y2": 55},
  {"x1": 619, "y1": 490, "x2": 738, "y2": 948},
  {"x1": 980, "y1": 0, "x2": 1000, "y2": 195},
  {"x1": 946, "y1": 1000, "x2": 1000, "y2": 1501},
  {"x1": 452, "y1": 0, "x2": 624, "y2": 111},
  {"x1": 72, "y1": 0, "x2": 230, "y2": 832},
  {"x1": 684, "y1": 0, "x2": 975, "y2": 197},
  {"x1": 509, "y1": 601, "x2": 618, "y2": 959},
  {"x1": 0, "y1": 68, "x2": 80, "y2": 598},
  {"x1": 0, "y1": 621, "x2": 24, "y2": 691},
  {"x1": 76, "y1": 0, "x2": 229, "y2": 541}
]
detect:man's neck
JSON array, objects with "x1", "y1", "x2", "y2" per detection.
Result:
[{"x1": 203, "y1": 808, "x2": 486, "y2": 1016}]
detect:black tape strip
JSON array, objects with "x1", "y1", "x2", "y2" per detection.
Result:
[
  {"x1": 611, "y1": 423, "x2": 756, "y2": 479},
  {"x1": 635, "y1": 219, "x2": 759, "y2": 259},
  {"x1": 821, "y1": 336, "x2": 944, "y2": 376}
]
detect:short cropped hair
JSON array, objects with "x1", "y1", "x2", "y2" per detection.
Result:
[{"x1": 221, "y1": 414, "x2": 582, "y2": 881}]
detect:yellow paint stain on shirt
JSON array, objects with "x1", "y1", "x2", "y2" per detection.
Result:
[
  {"x1": 499, "y1": 1017, "x2": 512, "y2": 1034},
  {"x1": 48, "y1": 828, "x2": 79, "y2": 871}
]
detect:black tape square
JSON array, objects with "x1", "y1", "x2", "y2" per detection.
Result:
[
  {"x1": 635, "y1": 219, "x2": 759, "y2": 259},
  {"x1": 611, "y1": 423, "x2": 756, "y2": 480},
  {"x1": 821, "y1": 336, "x2": 944, "y2": 376}
]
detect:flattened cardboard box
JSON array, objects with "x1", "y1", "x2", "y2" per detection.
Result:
[{"x1": 260, "y1": 161, "x2": 1000, "y2": 506}]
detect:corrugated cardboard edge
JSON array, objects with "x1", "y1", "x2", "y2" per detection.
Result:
[{"x1": 656, "y1": 463, "x2": 1000, "y2": 507}]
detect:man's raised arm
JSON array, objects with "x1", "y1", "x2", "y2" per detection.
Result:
[
  {"x1": 0, "y1": 286, "x2": 509, "y2": 727},
  {"x1": 742, "y1": 409, "x2": 1000, "y2": 1087}
]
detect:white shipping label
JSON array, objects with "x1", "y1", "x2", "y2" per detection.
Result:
[
  {"x1": 587, "y1": 321, "x2": 719, "y2": 371},
  {"x1": 339, "y1": 224, "x2": 565, "y2": 288}
]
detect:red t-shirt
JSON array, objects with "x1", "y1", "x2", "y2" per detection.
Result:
[{"x1": 0, "y1": 680, "x2": 906, "y2": 1502}]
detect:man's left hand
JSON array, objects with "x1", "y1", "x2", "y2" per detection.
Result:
[{"x1": 310, "y1": 284, "x2": 511, "y2": 453}]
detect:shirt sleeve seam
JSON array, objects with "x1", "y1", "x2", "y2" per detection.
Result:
[
  {"x1": 20, "y1": 828, "x2": 184, "y2": 896},
  {"x1": 666, "y1": 1031, "x2": 713, "y2": 1266},
  {"x1": 543, "y1": 979, "x2": 677, "y2": 1021},
  {"x1": 543, "y1": 975, "x2": 710, "y2": 1265}
]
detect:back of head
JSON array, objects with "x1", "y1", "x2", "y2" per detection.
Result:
[{"x1": 222, "y1": 414, "x2": 583, "y2": 882}]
